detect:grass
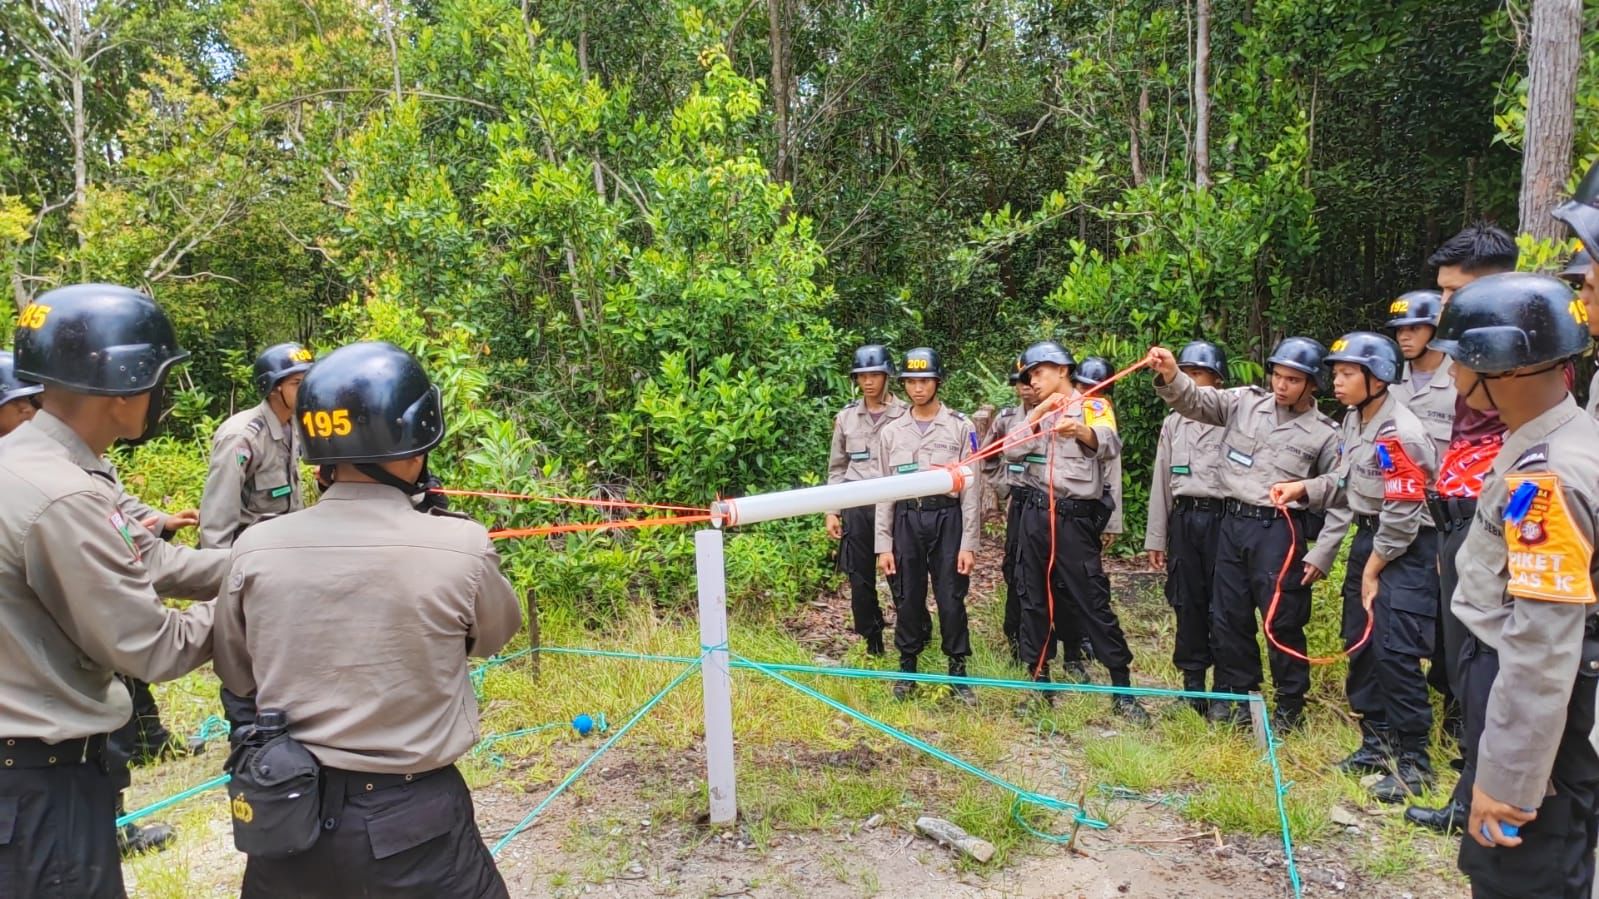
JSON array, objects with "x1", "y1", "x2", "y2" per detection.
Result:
[{"x1": 121, "y1": 538, "x2": 1468, "y2": 897}]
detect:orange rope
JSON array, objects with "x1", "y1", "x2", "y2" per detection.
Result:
[
  {"x1": 435, "y1": 488, "x2": 707, "y2": 513},
  {"x1": 1262, "y1": 503, "x2": 1374, "y2": 665},
  {"x1": 489, "y1": 514, "x2": 714, "y2": 540}
]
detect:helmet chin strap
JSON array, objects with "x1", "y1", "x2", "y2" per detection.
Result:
[{"x1": 1353, "y1": 372, "x2": 1387, "y2": 412}]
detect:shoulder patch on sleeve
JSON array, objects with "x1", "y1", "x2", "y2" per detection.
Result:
[
  {"x1": 1376, "y1": 436, "x2": 1426, "y2": 502},
  {"x1": 233, "y1": 444, "x2": 252, "y2": 467},
  {"x1": 1082, "y1": 397, "x2": 1117, "y2": 432},
  {"x1": 108, "y1": 511, "x2": 143, "y2": 563},
  {"x1": 1512, "y1": 443, "x2": 1550, "y2": 471},
  {"x1": 1503, "y1": 472, "x2": 1595, "y2": 604},
  {"x1": 244, "y1": 418, "x2": 266, "y2": 437},
  {"x1": 1376, "y1": 420, "x2": 1399, "y2": 437}
]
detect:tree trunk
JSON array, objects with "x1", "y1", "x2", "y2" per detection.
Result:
[
  {"x1": 1518, "y1": 0, "x2": 1582, "y2": 241},
  {"x1": 767, "y1": 0, "x2": 792, "y2": 183},
  {"x1": 1130, "y1": 86, "x2": 1148, "y2": 187},
  {"x1": 1193, "y1": 0, "x2": 1212, "y2": 189}
]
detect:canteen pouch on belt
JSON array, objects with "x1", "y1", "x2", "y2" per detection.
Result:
[{"x1": 225, "y1": 729, "x2": 323, "y2": 858}]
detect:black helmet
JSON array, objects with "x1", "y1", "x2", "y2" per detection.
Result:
[
  {"x1": 254, "y1": 342, "x2": 315, "y2": 397},
  {"x1": 898, "y1": 347, "x2": 943, "y2": 380},
  {"x1": 1072, "y1": 356, "x2": 1114, "y2": 389},
  {"x1": 1560, "y1": 247, "x2": 1592, "y2": 286},
  {"x1": 1016, "y1": 340, "x2": 1075, "y2": 383},
  {"x1": 13, "y1": 283, "x2": 188, "y2": 396},
  {"x1": 296, "y1": 342, "x2": 445, "y2": 464},
  {"x1": 1176, "y1": 340, "x2": 1227, "y2": 377},
  {"x1": 0, "y1": 350, "x2": 43, "y2": 406},
  {"x1": 1324, "y1": 331, "x2": 1403, "y2": 384},
  {"x1": 1554, "y1": 159, "x2": 1599, "y2": 253},
  {"x1": 1385, "y1": 290, "x2": 1444, "y2": 330},
  {"x1": 1430, "y1": 272, "x2": 1589, "y2": 374},
  {"x1": 1266, "y1": 336, "x2": 1329, "y2": 391},
  {"x1": 850, "y1": 344, "x2": 895, "y2": 376}
]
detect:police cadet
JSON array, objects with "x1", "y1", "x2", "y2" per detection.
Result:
[
  {"x1": 826, "y1": 345, "x2": 909, "y2": 656},
  {"x1": 1271, "y1": 333, "x2": 1438, "y2": 801},
  {"x1": 1006, "y1": 341, "x2": 1148, "y2": 721},
  {"x1": 984, "y1": 360, "x2": 1036, "y2": 663},
  {"x1": 1146, "y1": 337, "x2": 1339, "y2": 733},
  {"x1": 1145, "y1": 341, "x2": 1229, "y2": 712},
  {"x1": 1554, "y1": 161, "x2": 1599, "y2": 421},
  {"x1": 1426, "y1": 273, "x2": 1599, "y2": 898},
  {"x1": 0, "y1": 283, "x2": 219, "y2": 899},
  {"x1": 199, "y1": 342, "x2": 314, "y2": 549},
  {"x1": 873, "y1": 348, "x2": 980, "y2": 702},
  {"x1": 1406, "y1": 222, "x2": 1521, "y2": 834},
  {"x1": 1386, "y1": 290, "x2": 1455, "y2": 459},
  {"x1": 213, "y1": 341, "x2": 521, "y2": 898},
  {"x1": 0, "y1": 349, "x2": 43, "y2": 435},
  {"x1": 1074, "y1": 357, "x2": 1124, "y2": 547}
]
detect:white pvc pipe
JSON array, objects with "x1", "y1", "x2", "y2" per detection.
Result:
[
  {"x1": 711, "y1": 465, "x2": 974, "y2": 528},
  {"x1": 695, "y1": 529, "x2": 738, "y2": 825}
]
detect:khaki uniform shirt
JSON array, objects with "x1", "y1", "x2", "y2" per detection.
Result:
[
  {"x1": 1102, "y1": 455, "x2": 1124, "y2": 535},
  {"x1": 1001, "y1": 392, "x2": 1123, "y2": 502},
  {"x1": 826, "y1": 396, "x2": 908, "y2": 515},
  {"x1": 873, "y1": 404, "x2": 982, "y2": 554},
  {"x1": 1302, "y1": 395, "x2": 1437, "y2": 573},
  {"x1": 107, "y1": 465, "x2": 229, "y2": 600},
  {"x1": 1391, "y1": 356, "x2": 1457, "y2": 459},
  {"x1": 982, "y1": 404, "x2": 1030, "y2": 502},
  {"x1": 0, "y1": 413, "x2": 215, "y2": 741},
  {"x1": 1145, "y1": 412, "x2": 1227, "y2": 553},
  {"x1": 1588, "y1": 369, "x2": 1599, "y2": 420},
  {"x1": 213, "y1": 482, "x2": 522, "y2": 774},
  {"x1": 201, "y1": 401, "x2": 303, "y2": 549},
  {"x1": 1451, "y1": 396, "x2": 1599, "y2": 809},
  {"x1": 1155, "y1": 371, "x2": 1338, "y2": 509}
]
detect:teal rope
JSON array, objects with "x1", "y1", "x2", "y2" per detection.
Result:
[
  {"x1": 489, "y1": 656, "x2": 704, "y2": 857},
  {"x1": 1260, "y1": 712, "x2": 1302, "y2": 899},
  {"x1": 734, "y1": 654, "x2": 1108, "y2": 833},
  {"x1": 116, "y1": 774, "x2": 231, "y2": 828},
  {"x1": 191, "y1": 714, "x2": 232, "y2": 744},
  {"x1": 537, "y1": 646, "x2": 1257, "y2": 702},
  {"x1": 471, "y1": 647, "x2": 534, "y2": 691}
]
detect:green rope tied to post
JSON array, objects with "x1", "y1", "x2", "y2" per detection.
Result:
[
  {"x1": 488, "y1": 654, "x2": 704, "y2": 857},
  {"x1": 733, "y1": 654, "x2": 1109, "y2": 835}
]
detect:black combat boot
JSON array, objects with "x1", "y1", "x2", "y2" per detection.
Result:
[
  {"x1": 1180, "y1": 670, "x2": 1208, "y2": 715},
  {"x1": 1269, "y1": 698, "x2": 1305, "y2": 737},
  {"x1": 1371, "y1": 736, "x2": 1434, "y2": 804},
  {"x1": 893, "y1": 653, "x2": 918, "y2": 700},
  {"x1": 948, "y1": 657, "x2": 977, "y2": 706},
  {"x1": 1207, "y1": 699, "x2": 1249, "y2": 729},
  {"x1": 1336, "y1": 718, "x2": 1396, "y2": 776},
  {"x1": 864, "y1": 632, "x2": 885, "y2": 657},
  {"x1": 1403, "y1": 798, "x2": 1467, "y2": 835},
  {"x1": 1109, "y1": 669, "x2": 1150, "y2": 724}
]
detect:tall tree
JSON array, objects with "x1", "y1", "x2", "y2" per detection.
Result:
[
  {"x1": 1518, "y1": 0, "x2": 1582, "y2": 240},
  {"x1": 1193, "y1": 0, "x2": 1212, "y2": 189}
]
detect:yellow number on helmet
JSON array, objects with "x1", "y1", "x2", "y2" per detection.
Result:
[
  {"x1": 1389, "y1": 299, "x2": 1409, "y2": 314},
  {"x1": 18, "y1": 303, "x2": 51, "y2": 329},
  {"x1": 1571, "y1": 299, "x2": 1590, "y2": 325}
]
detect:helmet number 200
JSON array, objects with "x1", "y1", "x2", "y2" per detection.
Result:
[{"x1": 301, "y1": 409, "x2": 352, "y2": 438}]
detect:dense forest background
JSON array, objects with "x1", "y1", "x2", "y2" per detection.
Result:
[{"x1": 2, "y1": 0, "x2": 1596, "y2": 606}]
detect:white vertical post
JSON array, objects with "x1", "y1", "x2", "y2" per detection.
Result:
[{"x1": 696, "y1": 528, "x2": 737, "y2": 824}]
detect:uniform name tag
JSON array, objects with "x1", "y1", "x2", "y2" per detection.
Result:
[
  {"x1": 1226, "y1": 447, "x2": 1254, "y2": 468},
  {"x1": 1170, "y1": 465, "x2": 1191, "y2": 475},
  {"x1": 895, "y1": 462, "x2": 920, "y2": 474},
  {"x1": 848, "y1": 451, "x2": 871, "y2": 462},
  {"x1": 269, "y1": 485, "x2": 293, "y2": 499},
  {"x1": 1006, "y1": 463, "x2": 1026, "y2": 473},
  {"x1": 1024, "y1": 454, "x2": 1047, "y2": 465}
]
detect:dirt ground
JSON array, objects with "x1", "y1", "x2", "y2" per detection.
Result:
[{"x1": 124, "y1": 529, "x2": 1463, "y2": 898}]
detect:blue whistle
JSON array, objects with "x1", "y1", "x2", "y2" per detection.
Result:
[
  {"x1": 1506, "y1": 481, "x2": 1540, "y2": 525},
  {"x1": 1375, "y1": 444, "x2": 1394, "y2": 471}
]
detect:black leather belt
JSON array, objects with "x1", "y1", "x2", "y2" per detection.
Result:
[
  {"x1": 897, "y1": 495, "x2": 959, "y2": 512},
  {"x1": 1355, "y1": 514, "x2": 1378, "y2": 531},
  {"x1": 1425, "y1": 492, "x2": 1477, "y2": 535},
  {"x1": 1010, "y1": 485, "x2": 1041, "y2": 505},
  {"x1": 0, "y1": 734, "x2": 110, "y2": 769},
  {"x1": 1224, "y1": 499, "x2": 1294, "y2": 520},
  {"x1": 323, "y1": 765, "x2": 448, "y2": 797},
  {"x1": 1021, "y1": 491, "x2": 1102, "y2": 518},
  {"x1": 1173, "y1": 496, "x2": 1224, "y2": 514}
]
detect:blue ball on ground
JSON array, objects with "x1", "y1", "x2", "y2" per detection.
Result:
[{"x1": 573, "y1": 714, "x2": 594, "y2": 735}]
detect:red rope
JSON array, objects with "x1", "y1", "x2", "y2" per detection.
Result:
[{"x1": 1261, "y1": 503, "x2": 1374, "y2": 665}]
